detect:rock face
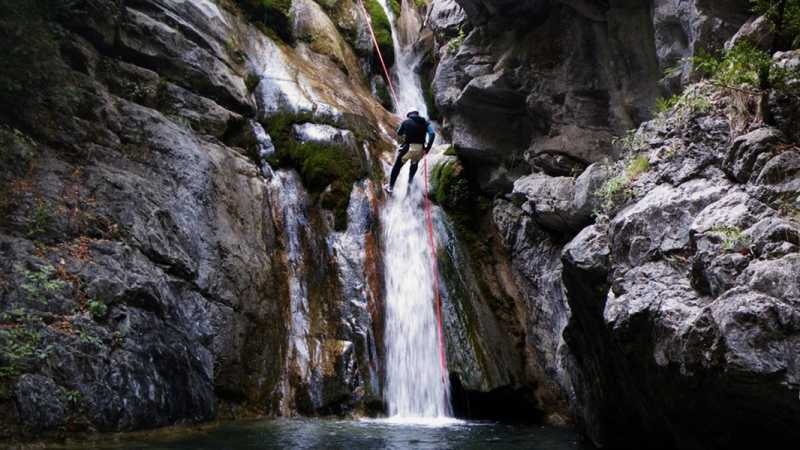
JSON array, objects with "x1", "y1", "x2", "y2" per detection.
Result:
[
  {"x1": 561, "y1": 105, "x2": 800, "y2": 448},
  {"x1": 0, "y1": 0, "x2": 396, "y2": 437},
  {"x1": 425, "y1": 0, "x2": 800, "y2": 447},
  {"x1": 427, "y1": 0, "x2": 751, "y2": 192}
]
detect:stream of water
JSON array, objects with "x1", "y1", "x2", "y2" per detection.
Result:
[{"x1": 377, "y1": 0, "x2": 452, "y2": 420}]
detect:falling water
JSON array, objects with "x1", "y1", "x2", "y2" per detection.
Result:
[
  {"x1": 377, "y1": 0, "x2": 452, "y2": 419},
  {"x1": 377, "y1": 0, "x2": 429, "y2": 117}
]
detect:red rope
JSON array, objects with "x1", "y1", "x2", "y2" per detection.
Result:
[
  {"x1": 357, "y1": 0, "x2": 398, "y2": 105},
  {"x1": 423, "y1": 156, "x2": 448, "y2": 384}
]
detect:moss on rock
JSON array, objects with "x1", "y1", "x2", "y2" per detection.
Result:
[
  {"x1": 235, "y1": 0, "x2": 294, "y2": 43},
  {"x1": 264, "y1": 113, "x2": 365, "y2": 230},
  {"x1": 363, "y1": 0, "x2": 395, "y2": 69},
  {"x1": 431, "y1": 160, "x2": 470, "y2": 211}
]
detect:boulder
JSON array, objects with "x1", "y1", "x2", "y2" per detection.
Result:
[
  {"x1": 724, "y1": 14, "x2": 774, "y2": 51},
  {"x1": 724, "y1": 127, "x2": 785, "y2": 183}
]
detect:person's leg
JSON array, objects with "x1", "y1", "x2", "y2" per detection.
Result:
[
  {"x1": 388, "y1": 145, "x2": 409, "y2": 189},
  {"x1": 408, "y1": 161, "x2": 419, "y2": 185}
]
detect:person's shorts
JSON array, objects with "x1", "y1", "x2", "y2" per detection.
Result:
[{"x1": 401, "y1": 144, "x2": 425, "y2": 164}]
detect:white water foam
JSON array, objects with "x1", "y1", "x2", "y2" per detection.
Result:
[{"x1": 381, "y1": 177, "x2": 452, "y2": 419}]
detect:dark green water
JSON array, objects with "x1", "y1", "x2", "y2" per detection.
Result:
[{"x1": 71, "y1": 418, "x2": 591, "y2": 450}]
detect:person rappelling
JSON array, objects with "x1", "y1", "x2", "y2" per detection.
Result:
[{"x1": 384, "y1": 110, "x2": 435, "y2": 194}]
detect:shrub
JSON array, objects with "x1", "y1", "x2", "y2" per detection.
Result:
[
  {"x1": 710, "y1": 225, "x2": 750, "y2": 251},
  {"x1": 447, "y1": 27, "x2": 465, "y2": 53},
  {"x1": 594, "y1": 154, "x2": 651, "y2": 221},
  {"x1": 612, "y1": 129, "x2": 647, "y2": 152},
  {"x1": 22, "y1": 264, "x2": 66, "y2": 303},
  {"x1": 87, "y1": 299, "x2": 108, "y2": 320},
  {"x1": 245, "y1": 72, "x2": 261, "y2": 93}
]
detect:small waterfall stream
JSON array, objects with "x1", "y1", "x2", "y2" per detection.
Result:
[{"x1": 376, "y1": 0, "x2": 453, "y2": 420}]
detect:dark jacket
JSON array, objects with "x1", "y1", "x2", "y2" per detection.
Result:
[{"x1": 398, "y1": 115, "x2": 435, "y2": 148}]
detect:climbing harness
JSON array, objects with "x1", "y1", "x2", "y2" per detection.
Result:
[
  {"x1": 360, "y1": 0, "x2": 448, "y2": 385},
  {"x1": 357, "y1": 0, "x2": 399, "y2": 105},
  {"x1": 423, "y1": 156, "x2": 449, "y2": 385}
]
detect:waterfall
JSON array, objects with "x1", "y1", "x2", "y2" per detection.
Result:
[
  {"x1": 376, "y1": 0, "x2": 452, "y2": 419},
  {"x1": 377, "y1": 0, "x2": 429, "y2": 117}
]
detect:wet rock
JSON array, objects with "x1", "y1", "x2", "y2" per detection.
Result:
[
  {"x1": 0, "y1": 0, "x2": 395, "y2": 437},
  {"x1": 492, "y1": 199, "x2": 575, "y2": 420},
  {"x1": 293, "y1": 123, "x2": 359, "y2": 152},
  {"x1": 116, "y1": 5, "x2": 251, "y2": 115}
]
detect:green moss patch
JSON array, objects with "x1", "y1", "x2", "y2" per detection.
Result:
[
  {"x1": 431, "y1": 160, "x2": 470, "y2": 211},
  {"x1": 364, "y1": 0, "x2": 395, "y2": 69},
  {"x1": 235, "y1": 0, "x2": 294, "y2": 43},
  {"x1": 264, "y1": 113, "x2": 366, "y2": 231}
]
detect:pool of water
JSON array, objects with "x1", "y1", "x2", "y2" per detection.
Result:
[{"x1": 70, "y1": 418, "x2": 591, "y2": 450}]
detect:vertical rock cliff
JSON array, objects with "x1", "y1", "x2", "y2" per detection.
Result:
[
  {"x1": 424, "y1": 0, "x2": 800, "y2": 448},
  {"x1": 0, "y1": 0, "x2": 401, "y2": 436}
]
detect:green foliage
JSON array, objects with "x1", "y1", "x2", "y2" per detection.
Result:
[
  {"x1": 654, "y1": 91, "x2": 713, "y2": 116},
  {"x1": 443, "y1": 146, "x2": 457, "y2": 156},
  {"x1": 374, "y1": 81, "x2": 392, "y2": 108},
  {"x1": 447, "y1": 27, "x2": 465, "y2": 53},
  {"x1": 594, "y1": 155, "x2": 651, "y2": 221},
  {"x1": 22, "y1": 265, "x2": 66, "y2": 304},
  {"x1": 431, "y1": 160, "x2": 469, "y2": 211},
  {"x1": 626, "y1": 155, "x2": 651, "y2": 178},
  {"x1": 389, "y1": 0, "x2": 401, "y2": 16},
  {"x1": 693, "y1": 42, "x2": 795, "y2": 91},
  {"x1": 422, "y1": 78, "x2": 440, "y2": 121},
  {"x1": 87, "y1": 300, "x2": 108, "y2": 320},
  {"x1": 710, "y1": 225, "x2": 751, "y2": 251},
  {"x1": 26, "y1": 201, "x2": 54, "y2": 238},
  {"x1": 612, "y1": 129, "x2": 648, "y2": 152},
  {"x1": 0, "y1": 319, "x2": 51, "y2": 381},
  {"x1": 235, "y1": 0, "x2": 293, "y2": 43},
  {"x1": 245, "y1": 72, "x2": 261, "y2": 93},
  {"x1": 77, "y1": 328, "x2": 101, "y2": 346},
  {"x1": 265, "y1": 113, "x2": 365, "y2": 231},
  {"x1": 64, "y1": 388, "x2": 82, "y2": 407},
  {"x1": 654, "y1": 96, "x2": 679, "y2": 114},
  {"x1": 751, "y1": 0, "x2": 800, "y2": 47}
]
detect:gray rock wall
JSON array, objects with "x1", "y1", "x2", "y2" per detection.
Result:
[{"x1": 0, "y1": 0, "x2": 393, "y2": 437}]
